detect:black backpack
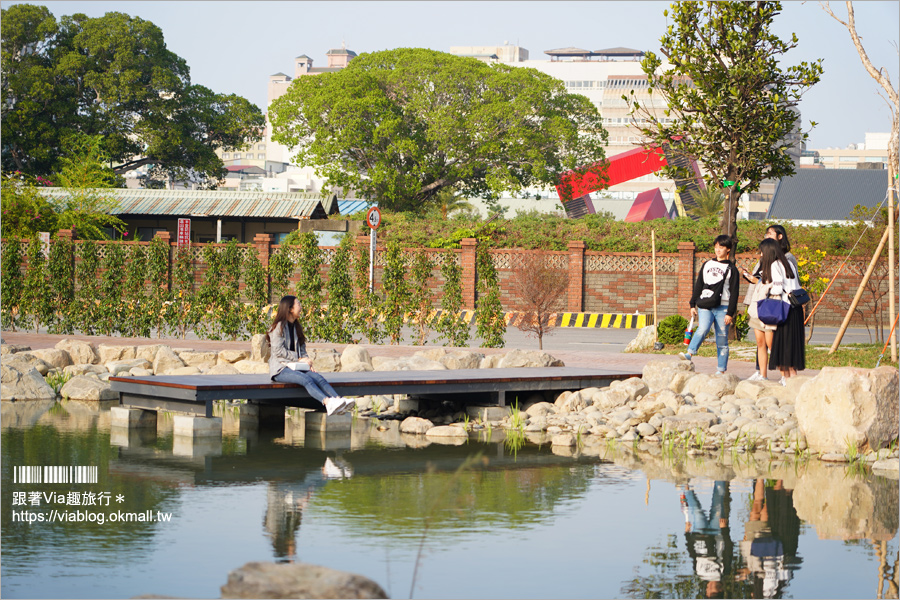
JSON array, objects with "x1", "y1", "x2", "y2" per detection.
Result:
[{"x1": 696, "y1": 262, "x2": 736, "y2": 309}]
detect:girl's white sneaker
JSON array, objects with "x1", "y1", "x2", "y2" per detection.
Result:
[
  {"x1": 747, "y1": 372, "x2": 764, "y2": 382},
  {"x1": 324, "y1": 397, "x2": 343, "y2": 416}
]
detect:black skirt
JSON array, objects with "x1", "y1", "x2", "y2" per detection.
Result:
[{"x1": 769, "y1": 302, "x2": 805, "y2": 371}]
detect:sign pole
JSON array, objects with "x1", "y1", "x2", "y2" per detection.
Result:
[{"x1": 365, "y1": 206, "x2": 381, "y2": 294}]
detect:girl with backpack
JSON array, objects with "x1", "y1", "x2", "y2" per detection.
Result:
[{"x1": 679, "y1": 235, "x2": 739, "y2": 374}]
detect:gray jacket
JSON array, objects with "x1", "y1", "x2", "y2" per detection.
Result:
[{"x1": 268, "y1": 321, "x2": 308, "y2": 379}]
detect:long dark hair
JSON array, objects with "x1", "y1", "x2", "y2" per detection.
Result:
[
  {"x1": 758, "y1": 238, "x2": 795, "y2": 283},
  {"x1": 267, "y1": 295, "x2": 306, "y2": 347},
  {"x1": 766, "y1": 224, "x2": 791, "y2": 254}
]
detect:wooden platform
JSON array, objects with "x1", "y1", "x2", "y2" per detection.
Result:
[{"x1": 109, "y1": 367, "x2": 640, "y2": 417}]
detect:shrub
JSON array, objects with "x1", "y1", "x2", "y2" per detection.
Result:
[{"x1": 657, "y1": 314, "x2": 689, "y2": 345}]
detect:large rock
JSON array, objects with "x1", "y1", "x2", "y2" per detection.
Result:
[
  {"x1": 251, "y1": 334, "x2": 270, "y2": 363},
  {"x1": 106, "y1": 359, "x2": 153, "y2": 376},
  {"x1": 608, "y1": 377, "x2": 649, "y2": 402},
  {"x1": 233, "y1": 360, "x2": 269, "y2": 375},
  {"x1": 497, "y1": 349, "x2": 564, "y2": 368},
  {"x1": 310, "y1": 349, "x2": 341, "y2": 372},
  {"x1": 684, "y1": 373, "x2": 739, "y2": 399},
  {"x1": 218, "y1": 349, "x2": 250, "y2": 364},
  {"x1": 641, "y1": 359, "x2": 695, "y2": 392},
  {"x1": 178, "y1": 351, "x2": 218, "y2": 369},
  {"x1": 152, "y1": 347, "x2": 185, "y2": 375},
  {"x1": 440, "y1": 350, "x2": 484, "y2": 370},
  {"x1": 60, "y1": 376, "x2": 117, "y2": 401},
  {"x1": 1, "y1": 363, "x2": 56, "y2": 400},
  {"x1": 55, "y1": 339, "x2": 98, "y2": 365},
  {"x1": 221, "y1": 561, "x2": 387, "y2": 599},
  {"x1": 660, "y1": 413, "x2": 718, "y2": 432},
  {"x1": 479, "y1": 354, "x2": 502, "y2": 369},
  {"x1": 795, "y1": 367, "x2": 899, "y2": 454},
  {"x1": 340, "y1": 345, "x2": 374, "y2": 372},
  {"x1": 205, "y1": 363, "x2": 241, "y2": 375},
  {"x1": 525, "y1": 401, "x2": 556, "y2": 417},
  {"x1": 592, "y1": 388, "x2": 631, "y2": 411},
  {"x1": 135, "y1": 344, "x2": 168, "y2": 363},
  {"x1": 400, "y1": 416, "x2": 434, "y2": 434},
  {"x1": 98, "y1": 344, "x2": 137, "y2": 364},
  {"x1": 372, "y1": 356, "x2": 446, "y2": 371},
  {"x1": 64, "y1": 364, "x2": 109, "y2": 378},
  {"x1": 0, "y1": 343, "x2": 31, "y2": 355},
  {"x1": 4, "y1": 353, "x2": 52, "y2": 376},
  {"x1": 29, "y1": 348, "x2": 73, "y2": 369},
  {"x1": 624, "y1": 325, "x2": 658, "y2": 353}
]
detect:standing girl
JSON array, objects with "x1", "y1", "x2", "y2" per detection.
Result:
[{"x1": 268, "y1": 295, "x2": 353, "y2": 415}]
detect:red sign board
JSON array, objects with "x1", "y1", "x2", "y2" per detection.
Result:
[
  {"x1": 177, "y1": 218, "x2": 191, "y2": 248},
  {"x1": 365, "y1": 207, "x2": 381, "y2": 230}
]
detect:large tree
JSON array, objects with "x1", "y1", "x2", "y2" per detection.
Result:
[
  {"x1": 626, "y1": 1, "x2": 823, "y2": 246},
  {"x1": 1, "y1": 4, "x2": 264, "y2": 187},
  {"x1": 269, "y1": 48, "x2": 608, "y2": 212}
]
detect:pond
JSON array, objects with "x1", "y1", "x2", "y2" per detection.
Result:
[{"x1": 1, "y1": 400, "x2": 897, "y2": 599}]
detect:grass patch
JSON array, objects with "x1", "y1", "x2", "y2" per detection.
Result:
[{"x1": 650, "y1": 340, "x2": 898, "y2": 370}]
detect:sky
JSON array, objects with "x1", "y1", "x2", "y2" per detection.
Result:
[{"x1": 6, "y1": 1, "x2": 900, "y2": 150}]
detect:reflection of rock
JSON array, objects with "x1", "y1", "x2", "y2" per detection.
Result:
[
  {"x1": 796, "y1": 367, "x2": 899, "y2": 454},
  {"x1": 793, "y1": 461, "x2": 899, "y2": 541},
  {"x1": 425, "y1": 425, "x2": 468, "y2": 439},
  {"x1": 1, "y1": 399, "x2": 56, "y2": 428},
  {"x1": 221, "y1": 561, "x2": 387, "y2": 599}
]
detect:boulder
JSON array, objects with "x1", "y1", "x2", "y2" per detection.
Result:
[
  {"x1": 64, "y1": 364, "x2": 108, "y2": 378},
  {"x1": 166, "y1": 366, "x2": 202, "y2": 376},
  {"x1": 54, "y1": 339, "x2": 98, "y2": 365},
  {"x1": 592, "y1": 388, "x2": 630, "y2": 411},
  {"x1": 218, "y1": 349, "x2": 250, "y2": 364},
  {"x1": 5, "y1": 353, "x2": 52, "y2": 376},
  {"x1": 414, "y1": 348, "x2": 448, "y2": 362},
  {"x1": 28, "y1": 348, "x2": 73, "y2": 369},
  {"x1": 135, "y1": 344, "x2": 168, "y2": 363},
  {"x1": 425, "y1": 425, "x2": 468, "y2": 438},
  {"x1": 641, "y1": 359, "x2": 695, "y2": 392},
  {"x1": 795, "y1": 367, "x2": 899, "y2": 454},
  {"x1": 106, "y1": 359, "x2": 153, "y2": 375},
  {"x1": 152, "y1": 347, "x2": 185, "y2": 375},
  {"x1": 98, "y1": 344, "x2": 137, "y2": 364},
  {"x1": 129, "y1": 368, "x2": 154, "y2": 377},
  {"x1": 310, "y1": 349, "x2": 341, "y2": 373},
  {"x1": 179, "y1": 351, "x2": 218, "y2": 369},
  {"x1": 221, "y1": 561, "x2": 387, "y2": 599},
  {"x1": 734, "y1": 380, "x2": 770, "y2": 400},
  {"x1": 0, "y1": 343, "x2": 31, "y2": 355},
  {"x1": 668, "y1": 371, "x2": 696, "y2": 394},
  {"x1": 497, "y1": 349, "x2": 564, "y2": 368},
  {"x1": 233, "y1": 360, "x2": 270, "y2": 375},
  {"x1": 684, "y1": 373, "x2": 739, "y2": 399},
  {"x1": 340, "y1": 346, "x2": 374, "y2": 372},
  {"x1": 205, "y1": 363, "x2": 240, "y2": 375},
  {"x1": 660, "y1": 413, "x2": 718, "y2": 433},
  {"x1": 399, "y1": 416, "x2": 434, "y2": 435},
  {"x1": 525, "y1": 402, "x2": 556, "y2": 417},
  {"x1": 1, "y1": 363, "x2": 56, "y2": 400},
  {"x1": 60, "y1": 376, "x2": 117, "y2": 402},
  {"x1": 250, "y1": 334, "x2": 270, "y2": 363},
  {"x1": 623, "y1": 325, "x2": 658, "y2": 353},
  {"x1": 635, "y1": 390, "x2": 682, "y2": 415},
  {"x1": 440, "y1": 350, "x2": 484, "y2": 370},
  {"x1": 608, "y1": 377, "x2": 649, "y2": 402},
  {"x1": 479, "y1": 354, "x2": 502, "y2": 369}
]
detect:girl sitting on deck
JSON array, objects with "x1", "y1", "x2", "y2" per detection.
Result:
[{"x1": 267, "y1": 295, "x2": 354, "y2": 416}]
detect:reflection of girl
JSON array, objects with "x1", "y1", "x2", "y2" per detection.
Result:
[
  {"x1": 267, "y1": 295, "x2": 353, "y2": 415},
  {"x1": 680, "y1": 481, "x2": 732, "y2": 599}
]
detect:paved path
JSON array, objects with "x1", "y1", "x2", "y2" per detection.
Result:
[{"x1": 0, "y1": 329, "x2": 818, "y2": 382}]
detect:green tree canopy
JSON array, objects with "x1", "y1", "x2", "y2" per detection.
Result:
[
  {"x1": 626, "y1": 1, "x2": 823, "y2": 246},
  {"x1": 1, "y1": 4, "x2": 264, "y2": 187},
  {"x1": 269, "y1": 48, "x2": 608, "y2": 212}
]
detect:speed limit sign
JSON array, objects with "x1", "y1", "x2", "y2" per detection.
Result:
[{"x1": 365, "y1": 206, "x2": 382, "y2": 230}]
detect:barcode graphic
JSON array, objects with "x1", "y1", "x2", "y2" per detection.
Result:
[{"x1": 13, "y1": 466, "x2": 98, "y2": 484}]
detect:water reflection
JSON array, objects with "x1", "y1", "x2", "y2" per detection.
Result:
[{"x1": 1, "y1": 401, "x2": 897, "y2": 599}]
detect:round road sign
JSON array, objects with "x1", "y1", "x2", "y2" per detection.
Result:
[{"x1": 366, "y1": 207, "x2": 382, "y2": 230}]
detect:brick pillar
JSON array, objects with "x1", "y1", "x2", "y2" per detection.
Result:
[
  {"x1": 57, "y1": 229, "x2": 75, "y2": 241},
  {"x1": 460, "y1": 238, "x2": 478, "y2": 310},
  {"x1": 154, "y1": 231, "x2": 173, "y2": 291},
  {"x1": 253, "y1": 233, "x2": 273, "y2": 268},
  {"x1": 677, "y1": 241, "x2": 696, "y2": 316},
  {"x1": 567, "y1": 240, "x2": 586, "y2": 312}
]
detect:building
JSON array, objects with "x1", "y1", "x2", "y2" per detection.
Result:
[
  {"x1": 766, "y1": 169, "x2": 889, "y2": 225},
  {"x1": 807, "y1": 132, "x2": 892, "y2": 170}
]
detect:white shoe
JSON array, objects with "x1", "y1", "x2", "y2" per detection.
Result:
[
  {"x1": 324, "y1": 397, "x2": 343, "y2": 416},
  {"x1": 747, "y1": 372, "x2": 764, "y2": 382},
  {"x1": 678, "y1": 352, "x2": 692, "y2": 362},
  {"x1": 337, "y1": 398, "x2": 356, "y2": 415},
  {"x1": 779, "y1": 376, "x2": 787, "y2": 387}
]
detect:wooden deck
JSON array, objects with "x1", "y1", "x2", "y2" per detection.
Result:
[{"x1": 109, "y1": 367, "x2": 640, "y2": 417}]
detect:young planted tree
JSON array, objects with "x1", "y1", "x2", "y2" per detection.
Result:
[
  {"x1": 323, "y1": 234, "x2": 356, "y2": 343},
  {"x1": 381, "y1": 241, "x2": 409, "y2": 345},
  {"x1": 510, "y1": 254, "x2": 569, "y2": 350},
  {"x1": 169, "y1": 246, "x2": 196, "y2": 339},
  {"x1": 475, "y1": 244, "x2": 506, "y2": 348},
  {"x1": 407, "y1": 251, "x2": 436, "y2": 345},
  {"x1": 122, "y1": 244, "x2": 152, "y2": 338},
  {"x1": 20, "y1": 236, "x2": 51, "y2": 332},
  {"x1": 270, "y1": 48, "x2": 607, "y2": 212},
  {"x1": 434, "y1": 254, "x2": 470, "y2": 347},
  {"x1": 218, "y1": 239, "x2": 245, "y2": 340},
  {"x1": 97, "y1": 242, "x2": 127, "y2": 335},
  {"x1": 268, "y1": 241, "x2": 296, "y2": 303},
  {"x1": 1, "y1": 239, "x2": 25, "y2": 330},
  {"x1": 195, "y1": 244, "x2": 224, "y2": 340},
  {"x1": 352, "y1": 240, "x2": 385, "y2": 344},
  {"x1": 46, "y1": 235, "x2": 74, "y2": 334},
  {"x1": 74, "y1": 240, "x2": 101, "y2": 335},
  {"x1": 626, "y1": 1, "x2": 823, "y2": 248},
  {"x1": 146, "y1": 235, "x2": 171, "y2": 338},
  {"x1": 294, "y1": 231, "x2": 325, "y2": 341},
  {"x1": 243, "y1": 247, "x2": 269, "y2": 336}
]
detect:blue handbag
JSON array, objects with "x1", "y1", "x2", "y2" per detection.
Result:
[{"x1": 757, "y1": 295, "x2": 790, "y2": 325}]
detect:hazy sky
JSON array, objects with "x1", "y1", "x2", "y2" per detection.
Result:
[{"x1": 8, "y1": 1, "x2": 900, "y2": 150}]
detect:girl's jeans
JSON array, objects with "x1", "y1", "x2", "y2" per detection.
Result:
[
  {"x1": 273, "y1": 368, "x2": 340, "y2": 404},
  {"x1": 688, "y1": 305, "x2": 730, "y2": 372}
]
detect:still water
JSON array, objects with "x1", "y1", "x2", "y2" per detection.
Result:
[{"x1": 1, "y1": 400, "x2": 897, "y2": 599}]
